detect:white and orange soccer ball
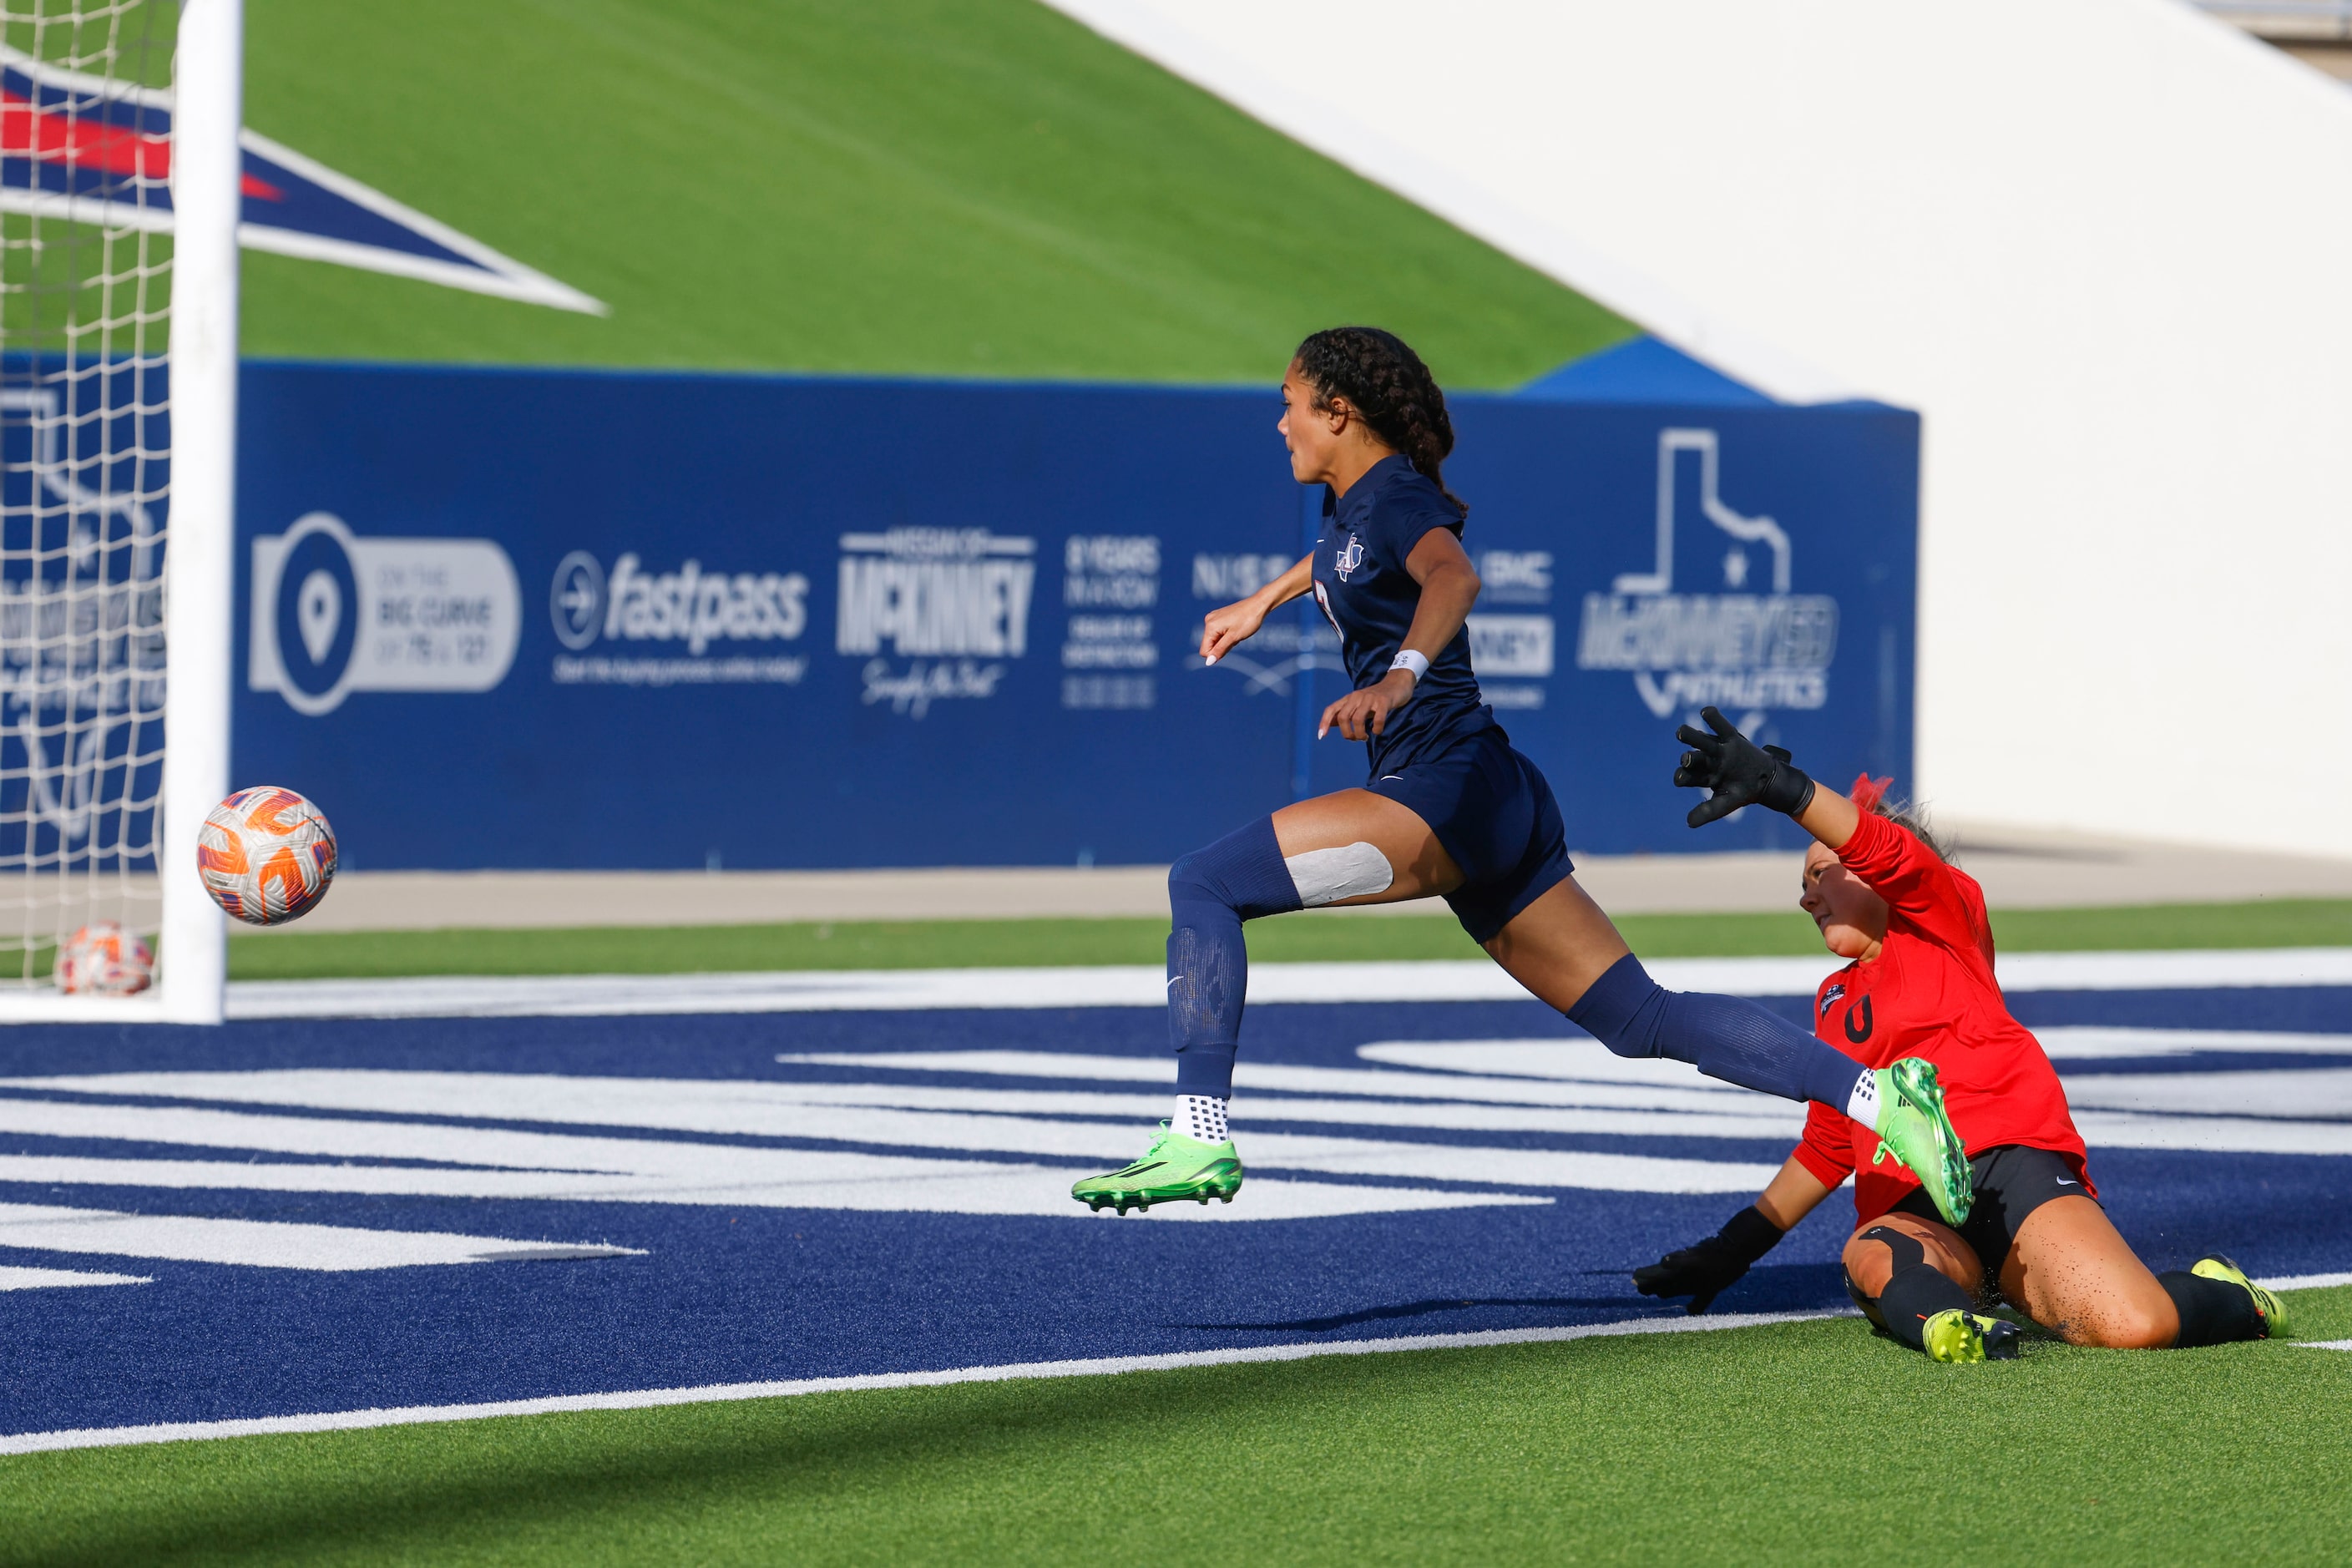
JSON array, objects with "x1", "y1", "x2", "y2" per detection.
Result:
[
  {"x1": 196, "y1": 787, "x2": 337, "y2": 926},
  {"x1": 54, "y1": 920, "x2": 154, "y2": 995}
]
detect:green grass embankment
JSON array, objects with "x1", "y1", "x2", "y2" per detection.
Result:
[{"x1": 237, "y1": 0, "x2": 1631, "y2": 384}]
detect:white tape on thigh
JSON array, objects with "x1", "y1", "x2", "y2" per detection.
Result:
[{"x1": 1285, "y1": 842, "x2": 1395, "y2": 908}]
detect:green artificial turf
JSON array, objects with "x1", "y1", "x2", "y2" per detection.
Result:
[
  {"x1": 235, "y1": 0, "x2": 1631, "y2": 385},
  {"x1": 225, "y1": 898, "x2": 2352, "y2": 980},
  {"x1": 13, "y1": 1285, "x2": 2350, "y2": 1566}
]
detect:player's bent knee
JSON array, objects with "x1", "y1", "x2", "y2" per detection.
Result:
[
  {"x1": 1844, "y1": 1221, "x2": 1972, "y2": 1298},
  {"x1": 2086, "y1": 1302, "x2": 2178, "y2": 1351},
  {"x1": 1167, "y1": 851, "x2": 1214, "y2": 904},
  {"x1": 1562, "y1": 953, "x2": 1671, "y2": 1060},
  {"x1": 1167, "y1": 819, "x2": 1304, "y2": 923}
]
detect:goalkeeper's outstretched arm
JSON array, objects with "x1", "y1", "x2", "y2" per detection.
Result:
[
  {"x1": 1633, "y1": 1155, "x2": 1835, "y2": 1314},
  {"x1": 1672, "y1": 706, "x2": 1864, "y2": 848}
]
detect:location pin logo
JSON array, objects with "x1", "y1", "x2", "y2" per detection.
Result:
[{"x1": 297, "y1": 569, "x2": 342, "y2": 665}]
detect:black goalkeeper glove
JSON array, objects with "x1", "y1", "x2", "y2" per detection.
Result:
[
  {"x1": 1672, "y1": 706, "x2": 1816, "y2": 828},
  {"x1": 1631, "y1": 1205, "x2": 1787, "y2": 1315}
]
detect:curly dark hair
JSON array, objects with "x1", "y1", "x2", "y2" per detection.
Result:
[{"x1": 1292, "y1": 326, "x2": 1464, "y2": 513}]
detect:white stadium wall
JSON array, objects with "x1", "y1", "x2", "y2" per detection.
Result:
[{"x1": 1040, "y1": 0, "x2": 2352, "y2": 859}]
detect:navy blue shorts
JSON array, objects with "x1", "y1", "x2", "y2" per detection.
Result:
[{"x1": 1367, "y1": 727, "x2": 1576, "y2": 944}]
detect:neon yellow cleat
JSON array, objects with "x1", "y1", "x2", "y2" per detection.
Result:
[
  {"x1": 1921, "y1": 1308, "x2": 2021, "y2": 1363},
  {"x1": 2191, "y1": 1255, "x2": 2287, "y2": 1339},
  {"x1": 1869, "y1": 1058, "x2": 1974, "y2": 1227},
  {"x1": 1071, "y1": 1123, "x2": 1243, "y2": 1215}
]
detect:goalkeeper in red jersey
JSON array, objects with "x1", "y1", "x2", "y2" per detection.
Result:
[{"x1": 1631, "y1": 711, "x2": 2286, "y2": 1363}]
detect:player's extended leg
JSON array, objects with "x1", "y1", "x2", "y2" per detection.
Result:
[
  {"x1": 1843, "y1": 1212, "x2": 2020, "y2": 1363},
  {"x1": 1997, "y1": 1198, "x2": 2280, "y2": 1347},
  {"x1": 1482, "y1": 879, "x2": 1973, "y2": 1225},
  {"x1": 1485, "y1": 875, "x2": 1878, "y2": 1108},
  {"x1": 1071, "y1": 790, "x2": 1459, "y2": 1214}
]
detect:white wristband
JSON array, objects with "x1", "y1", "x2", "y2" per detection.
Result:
[{"x1": 1389, "y1": 650, "x2": 1429, "y2": 683}]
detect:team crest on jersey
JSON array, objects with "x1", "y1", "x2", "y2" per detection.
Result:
[
  {"x1": 1334, "y1": 534, "x2": 1365, "y2": 581},
  {"x1": 1818, "y1": 982, "x2": 1846, "y2": 1018}
]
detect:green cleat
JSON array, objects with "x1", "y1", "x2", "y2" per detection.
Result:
[
  {"x1": 1868, "y1": 1057, "x2": 1974, "y2": 1227},
  {"x1": 2191, "y1": 1255, "x2": 2287, "y2": 1338},
  {"x1": 1921, "y1": 1308, "x2": 2021, "y2": 1363},
  {"x1": 1071, "y1": 1122, "x2": 1243, "y2": 1215}
]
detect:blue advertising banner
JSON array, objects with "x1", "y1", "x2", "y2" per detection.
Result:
[{"x1": 234, "y1": 362, "x2": 1916, "y2": 870}]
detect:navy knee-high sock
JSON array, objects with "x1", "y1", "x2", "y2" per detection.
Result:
[
  {"x1": 1166, "y1": 818, "x2": 1302, "y2": 1097},
  {"x1": 1566, "y1": 952, "x2": 1867, "y2": 1109}
]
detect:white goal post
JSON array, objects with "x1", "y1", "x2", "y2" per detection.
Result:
[{"x1": 0, "y1": 0, "x2": 235, "y2": 1022}]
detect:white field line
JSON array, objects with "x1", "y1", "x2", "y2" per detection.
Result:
[
  {"x1": 2033, "y1": 1029, "x2": 2352, "y2": 1060},
  {"x1": 0, "y1": 1092, "x2": 1760, "y2": 1204},
  {"x1": 0, "y1": 1077, "x2": 1566, "y2": 1218},
  {"x1": 2066, "y1": 1113, "x2": 2352, "y2": 1158},
  {"x1": 17, "y1": 1052, "x2": 2352, "y2": 1188},
  {"x1": 6, "y1": 1060, "x2": 1788, "y2": 1125},
  {"x1": 0, "y1": 1159, "x2": 1544, "y2": 1222},
  {"x1": 0, "y1": 1203, "x2": 645, "y2": 1271},
  {"x1": 216, "y1": 948, "x2": 2352, "y2": 1020},
  {"x1": 779, "y1": 1050, "x2": 1778, "y2": 1111},
  {"x1": 1369, "y1": 1031, "x2": 2352, "y2": 1070},
  {"x1": 9, "y1": 1064, "x2": 1811, "y2": 1142},
  {"x1": 776, "y1": 1053, "x2": 2352, "y2": 1156},
  {"x1": 0, "y1": 1265, "x2": 149, "y2": 1292},
  {"x1": 0, "y1": 1308, "x2": 1848, "y2": 1458},
  {"x1": 2062, "y1": 1069, "x2": 2352, "y2": 1119}
]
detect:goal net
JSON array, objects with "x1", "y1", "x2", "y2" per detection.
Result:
[{"x1": 0, "y1": 0, "x2": 234, "y2": 1017}]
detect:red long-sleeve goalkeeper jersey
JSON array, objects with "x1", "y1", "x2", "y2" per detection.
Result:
[{"x1": 1792, "y1": 809, "x2": 2091, "y2": 1223}]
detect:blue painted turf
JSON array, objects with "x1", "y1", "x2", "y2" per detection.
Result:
[{"x1": 3, "y1": 988, "x2": 2349, "y2": 1438}]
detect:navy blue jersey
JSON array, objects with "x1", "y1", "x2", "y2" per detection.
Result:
[{"x1": 1310, "y1": 454, "x2": 1499, "y2": 778}]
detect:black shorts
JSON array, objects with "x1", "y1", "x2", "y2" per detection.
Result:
[
  {"x1": 1365, "y1": 727, "x2": 1576, "y2": 944},
  {"x1": 1888, "y1": 1143, "x2": 2095, "y2": 1285}
]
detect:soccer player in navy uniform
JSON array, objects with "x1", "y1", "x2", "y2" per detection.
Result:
[
  {"x1": 1072, "y1": 327, "x2": 1971, "y2": 1217},
  {"x1": 1633, "y1": 742, "x2": 2287, "y2": 1361}
]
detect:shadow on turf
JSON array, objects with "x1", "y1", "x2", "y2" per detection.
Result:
[
  {"x1": 1191, "y1": 1263, "x2": 1855, "y2": 1334},
  {"x1": 1186, "y1": 1297, "x2": 1662, "y2": 1333},
  {"x1": 1597, "y1": 1261, "x2": 1855, "y2": 1317}
]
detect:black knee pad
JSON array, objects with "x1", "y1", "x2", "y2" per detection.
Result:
[
  {"x1": 1859, "y1": 1225, "x2": 1926, "y2": 1272},
  {"x1": 1844, "y1": 1225, "x2": 1926, "y2": 1333}
]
